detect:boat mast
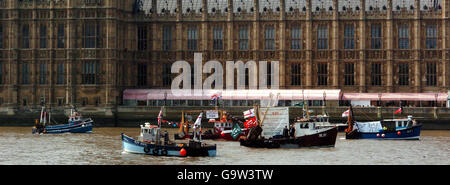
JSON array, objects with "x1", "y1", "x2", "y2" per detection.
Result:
[{"x1": 346, "y1": 105, "x2": 354, "y2": 132}]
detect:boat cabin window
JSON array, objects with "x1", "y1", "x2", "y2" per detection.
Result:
[
  {"x1": 396, "y1": 121, "x2": 405, "y2": 127},
  {"x1": 300, "y1": 123, "x2": 309, "y2": 129}
]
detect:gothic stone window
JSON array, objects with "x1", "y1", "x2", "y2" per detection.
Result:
[
  {"x1": 137, "y1": 25, "x2": 148, "y2": 51},
  {"x1": 371, "y1": 23, "x2": 382, "y2": 49},
  {"x1": 95, "y1": 97, "x2": 100, "y2": 106},
  {"x1": 57, "y1": 63, "x2": 65, "y2": 85},
  {"x1": 344, "y1": 63, "x2": 354, "y2": 86},
  {"x1": 0, "y1": 62, "x2": 3, "y2": 84},
  {"x1": 267, "y1": 62, "x2": 272, "y2": 86},
  {"x1": 22, "y1": 24, "x2": 30, "y2": 49},
  {"x1": 317, "y1": 24, "x2": 328, "y2": 50},
  {"x1": 291, "y1": 63, "x2": 301, "y2": 86},
  {"x1": 22, "y1": 62, "x2": 30, "y2": 84},
  {"x1": 57, "y1": 97, "x2": 64, "y2": 106},
  {"x1": 83, "y1": 22, "x2": 100, "y2": 48},
  {"x1": 162, "y1": 26, "x2": 173, "y2": 51},
  {"x1": 82, "y1": 97, "x2": 88, "y2": 106},
  {"x1": 137, "y1": 63, "x2": 147, "y2": 86},
  {"x1": 291, "y1": 25, "x2": 301, "y2": 50},
  {"x1": 57, "y1": 23, "x2": 65, "y2": 48},
  {"x1": 0, "y1": 24, "x2": 3, "y2": 49},
  {"x1": 245, "y1": 68, "x2": 249, "y2": 86},
  {"x1": 344, "y1": 24, "x2": 355, "y2": 49},
  {"x1": 317, "y1": 63, "x2": 328, "y2": 86},
  {"x1": 264, "y1": 25, "x2": 275, "y2": 50},
  {"x1": 398, "y1": 24, "x2": 409, "y2": 49},
  {"x1": 81, "y1": 61, "x2": 99, "y2": 84},
  {"x1": 213, "y1": 26, "x2": 224, "y2": 50},
  {"x1": 398, "y1": 63, "x2": 409, "y2": 86},
  {"x1": 371, "y1": 63, "x2": 382, "y2": 86},
  {"x1": 187, "y1": 26, "x2": 198, "y2": 51},
  {"x1": 162, "y1": 63, "x2": 172, "y2": 87},
  {"x1": 238, "y1": 25, "x2": 249, "y2": 50},
  {"x1": 40, "y1": 24, "x2": 47, "y2": 49},
  {"x1": 426, "y1": 25, "x2": 438, "y2": 49},
  {"x1": 426, "y1": 62, "x2": 437, "y2": 86},
  {"x1": 39, "y1": 63, "x2": 47, "y2": 84}
]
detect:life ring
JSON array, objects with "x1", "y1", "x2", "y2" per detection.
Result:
[
  {"x1": 152, "y1": 148, "x2": 159, "y2": 156},
  {"x1": 144, "y1": 146, "x2": 150, "y2": 153},
  {"x1": 161, "y1": 148, "x2": 168, "y2": 156}
]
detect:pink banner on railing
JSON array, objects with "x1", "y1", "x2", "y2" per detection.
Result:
[
  {"x1": 342, "y1": 93, "x2": 447, "y2": 101},
  {"x1": 123, "y1": 89, "x2": 342, "y2": 101}
]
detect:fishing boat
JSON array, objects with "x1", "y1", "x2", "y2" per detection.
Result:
[
  {"x1": 174, "y1": 110, "x2": 243, "y2": 140},
  {"x1": 122, "y1": 109, "x2": 216, "y2": 157},
  {"x1": 344, "y1": 106, "x2": 422, "y2": 140},
  {"x1": 239, "y1": 105, "x2": 338, "y2": 148},
  {"x1": 32, "y1": 106, "x2": 93, "y2": 134}
]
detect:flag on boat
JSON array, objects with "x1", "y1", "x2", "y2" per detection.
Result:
[
  {"x1": 342, "y1": 109, "x2": 350, "y2": 117},
  {"x1": 231, "y1": 123, "x2": 242, "y2": 139},
  {"x1": 157, "y1": 109, "x2": 162, "y2": 126},
  {"x1": 244, "y1": 117, "x2": 257, "y2": 128},
  {"x1": 243, "y1": 109, "x2": 256, "y2": 119},
  {"x1": 193, "y1": 112, "x2": 203, "y2": 130},
  {"x1": 394, "y1": 107, "x2": 402, "y2": 114},
  {"x1": 211, "y1": 94, "x2": 221, "y2": 101}
]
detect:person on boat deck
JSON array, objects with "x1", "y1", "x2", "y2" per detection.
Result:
[
  {"x1": 383, "y1": 126, "x2": 387, "y2": 131},
  {"x1": 164, "y1": 130, "x2": 169, "y2": 145},
  {"x1": 289, "y1": 125, "x2": 296, "y2": 138},
  {"x1": 283, "y1": 126, "x2": 289, "y2": 138}
]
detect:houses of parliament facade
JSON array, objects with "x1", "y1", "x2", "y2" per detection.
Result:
[{"x1": 0, "y1": 0, "x2": 448, "y2": 109}]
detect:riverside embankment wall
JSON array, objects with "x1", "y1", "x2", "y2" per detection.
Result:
[{"x1": 0, "y1": 106, "x2": 449, "y2": 129}]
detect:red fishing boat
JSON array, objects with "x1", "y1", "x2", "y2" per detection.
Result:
[
  {"x1": 239, "y1": 105, "x2": 338, "y2": 148},
  {"x1": 174, "y1": 110, "x2": 240, "y2": 140}
]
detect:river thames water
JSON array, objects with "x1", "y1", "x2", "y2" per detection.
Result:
[{"x1": 0, "y1": 127, "x2": 448, "y2": 165}]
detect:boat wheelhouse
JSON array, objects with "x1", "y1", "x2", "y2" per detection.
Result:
[{"x1": 122, "y1": 110, "x2": 217, "y2": 157}]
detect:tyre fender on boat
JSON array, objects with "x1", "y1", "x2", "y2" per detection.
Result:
[
  {"x1": 161, "y1": 148, "x2": 168, "y2": 156},
  {"x1": 152, "y1": 148, "x2": 159, "y2": 155},
  {"x1": 144, "y1": 146, "x2": 151, "y2": 153}
]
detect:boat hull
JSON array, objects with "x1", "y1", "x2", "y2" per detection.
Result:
[
  {"x1": 32, "y1": 122, "x2": 93, "y2": 134},
  {"x1": 219, "y1": 129, "x2": 250, "y2": 141},
  {"x1": 346, "y1": 125, "x2": 422, "y2": 140},
  {"x1": 122, "y1": 133, "x2": 216, "y2": 157},
  {"x1": 239, "y1": 127, "x2": 338, "y2": 148}
]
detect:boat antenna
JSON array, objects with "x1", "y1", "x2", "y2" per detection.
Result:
[
  {"x1": 323, "y1": 91, "x2": 328, "y2": 116},
  {"x1": 378, "y1": 93, "x2": 383, "y2": 121},
  {"x1": 302, "y1": 90, "x2": 306, "y2": 119}
]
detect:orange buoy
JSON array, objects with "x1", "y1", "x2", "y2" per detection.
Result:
[
  {"x1": 180, "y1": 148, "x2": 186, "y2": 156},
  {"x1": 397, "y1": 131, "x2": 401, "y2": 135},
  {"x1": 377, "y1": 133, "x2": 380, "y2": 137},
  {"x1": 381, "y1": 134, "x2": 385, "y2": 137}
]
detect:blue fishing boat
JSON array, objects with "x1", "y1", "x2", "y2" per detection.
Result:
[
  {"x1": 32, "y1": 106, "x2": 93, "y2": 134},
  {"x1": 345, "y1": 106, "x2": 421, "y2": 140},
  {"x1": 121, "y1": 110, "x2": 216, "y2": 157}
]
